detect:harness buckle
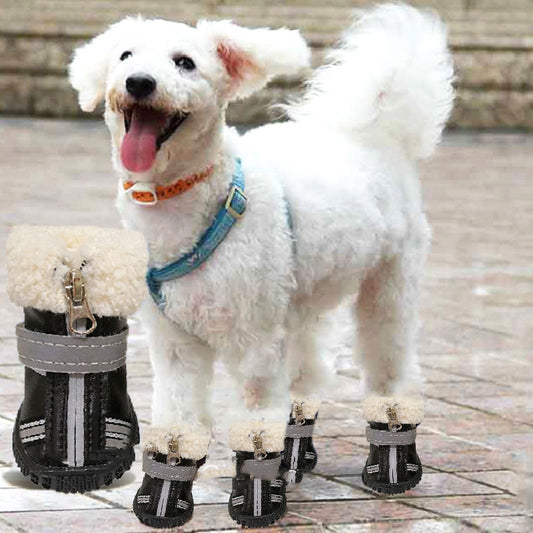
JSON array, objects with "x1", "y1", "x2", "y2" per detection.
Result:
[
  {"x1": 225, "y1": 185, "x2": 246, "y2": 219},
  {"x1": 124, "y1": 182, "x2": 158, "y2": 206}
]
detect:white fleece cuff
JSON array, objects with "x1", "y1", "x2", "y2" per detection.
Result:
[
  {"x1": 290, "y1": 397, "x2": 320, "y2": 419},
  {"x1": 6, "y1": 225, "x2": 148, "y2": 317},
  {"x1": 142, "y1": 425, "x2": 210, "y2": 460},
  {"x1": 362, "y1": 396, "x2": 424, "y2": 424},
  {"x1": 229, "y1": 420, "x2": 285, "y2": 453}
]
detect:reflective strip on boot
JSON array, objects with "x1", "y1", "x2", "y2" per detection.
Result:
[
  {"x1": 156, "y1": 480, "x2": 171, "y2": 517},
  {"x1": 105, "y1": 418, "x2": 132, "y2": 449},
  {"x1": 19, "y1": 419, "x2": 45, "y2": 444},
  {"x1": 253, "y1": 478, "x2": 262, "y2": 517},
  {"x1": 389, "y1": 446, "x2": 398, "y2": 484},
  {"x1": 66, "y1": 374, "x2": 85, "y2": 467},
  {"x1": 288, "y1": 437, "x2": 300, "y2": 483}
]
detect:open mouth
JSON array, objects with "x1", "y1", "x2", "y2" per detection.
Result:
[{"x1": 120, "y1": 105, "x2": 188, "y2": 173}]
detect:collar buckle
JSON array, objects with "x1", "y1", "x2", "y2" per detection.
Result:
[
  {"x1": 225, "y1": 184, "x2": 246, "y2": 219},
  {"x1": 124, "y1": 182, "x2": 158, "y2": 206}
]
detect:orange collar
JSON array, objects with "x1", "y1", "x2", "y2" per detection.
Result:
[{"x1": 123, "y1": 164, "x2": 215, "y2": 205}]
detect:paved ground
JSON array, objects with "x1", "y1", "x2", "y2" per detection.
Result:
[{"x1": 0, "y1": 118, "x2": 531, "y2": 532}]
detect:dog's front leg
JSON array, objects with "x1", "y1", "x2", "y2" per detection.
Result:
[
  {"x1": 134, "y1": 306, "x2": 213, "y2": 529},
  {"x1": 225, "y1": 341, "x2": 290, "y2": 528}
]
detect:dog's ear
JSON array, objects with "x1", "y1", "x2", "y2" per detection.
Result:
[
  {"x1": 69, "y1": 18, "x2": 138, "y2": 112},
  {"x1": 198, "y1": 20, "x2": 311, "y2": 100}
]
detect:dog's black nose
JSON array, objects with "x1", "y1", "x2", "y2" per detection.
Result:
[{"x1": 125, "y1": 74, "x2": 156, "y2": 98}]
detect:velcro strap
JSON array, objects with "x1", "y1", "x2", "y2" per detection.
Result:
[
  {"x1": 16, "y1": 324, "x2": 128, "y2": 374},
  {"x1": 286, "y1": 423, "x2": 315, "y2": 438},
  {"x1": 366, "y1": 427, "x2": 417, "y2": 446},
  {"x1": 241, "y1": 456, "x2": 281, "y2": 481},
  {"x1": 142, "y1": 452, "x2": 198, "y2": 481}
]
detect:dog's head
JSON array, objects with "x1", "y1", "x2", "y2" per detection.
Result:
[{"x1": 69, "y1": 17, "x2": 310, "y2": 176}]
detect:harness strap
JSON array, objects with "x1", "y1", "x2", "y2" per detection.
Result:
[{"x1": 146, "y1": 158, "x2": 246, "y2": 308}]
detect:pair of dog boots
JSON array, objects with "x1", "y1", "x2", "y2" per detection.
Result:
[
  {"x1": 228, "y1": 421, "x2": 287, "y2": 528},
  {"x1": 6, "y1": 226, "x2": 148, "y2": 493},
  {"x1": 280, "y1": 399, "x2": 319, "y2": 484},
  {"x1": 133, "y1": 426, "x2": 210, "y2": 528},
  {"x1": 361, "y1": 396, "x2": 424, "y2": 494}
]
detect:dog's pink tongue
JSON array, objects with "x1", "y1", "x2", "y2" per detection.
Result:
[{"x1": 120, "y1": 107, "x2": 167, "y2": 173}]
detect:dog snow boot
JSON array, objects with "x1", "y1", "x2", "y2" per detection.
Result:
[
  {"x1": 228, "y1": 421, "x2": 287, "y2": 528},
  {"x1": 6, "y1": 225, "x2": 148, "y2": 493},
  {"x1": 361, "y1": 396, "x2": 423, "y2": 494},
  {"x1": 133, "y1": 426, "x2": 209, "y2": 529},
  {"x1": 280, "y1": 399, "x2": 319, "y2": 484}
]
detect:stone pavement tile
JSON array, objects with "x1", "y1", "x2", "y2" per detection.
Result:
[
  {"x1": 0, "y1": 338, "x2": 19, "y2": 366},
  {"x1": 467, "y1": 515, "x2": 531, "y2": 533},
  {"x1": 342, "y1": 472, "x2": 503, "y2": 498},
  {"x1": 420, "y1": 354, "x2": 533, "y2": 384},
  {"x1": 425, "y1": 381, "x2": 520, "y2": 400},
  {"x1": 182, "y1": 503, "x2": 315, "y2": 531},
  {"x1": 288, "y1": 499, "x2": 435, "y2": 524},
  {"x1": 315, "y1": 417, "x2": 365, "y2": 438},
  {"x1": 0, "y1": 517, "x2": 19, "y2": 531},
  {"x1": 126, "y1": 361, "x2": 153, "y2": 378},
  {"x1": 0, "y1": 365, "x2": 23, "y2": 382},
  {"x1": 287, "y1": 473, "x2": 369, "y2": 501},
  {"x1": 401, "y1": 494, "x2": 525, "y2": 519},
  {"x1": 421, "y1": 368, "x2": 474, "y2": 384},
  {"x1": 461, "y1": 470, "x2": 520, "y2": 496},
  {"x1": 423, "y1": 398, "x2": 528, "y2": 438},
  {"x1": 0, "y1": 417, "x2": 15, "y2": 466},
  {"x1": 457, "y1": 395, "x2": 530, "y2": 422},
  {"x1": 0, "y1": 394, "x2": 22, "y2": 422},
  {"x1": 0, "y1": 487, "x2": 112, "y2": 512},
  {"x1": 1, "y1": 508, "x2": 154, "y2": 533},
  {"x1": 0, "y1": 377, "x2": 21, "y2": 396},
  {"x1": 327, "y1": 518, "x2": 477, "y2": 532},
  {"x1": 312, "y1": 438, "x2": 366, "y2": 477}
]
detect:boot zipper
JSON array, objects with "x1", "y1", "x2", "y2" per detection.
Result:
[
  {"x1": 384, "y1": 403, "x2": 401, "y2": 484},
  {"x1": 250, "y1": 432, "x2": 266, "y2": 517},
  {"x1": 64, "y1": 268, "x2": 95, "y2": 467}
]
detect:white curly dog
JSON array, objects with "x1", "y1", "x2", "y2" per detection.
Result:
[{"x1": 69, "y1": 1, "x2": 453, "y2": 503}]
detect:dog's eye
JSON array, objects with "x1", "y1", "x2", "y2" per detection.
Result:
[
  {"x1": 173, "y1": 55, "x2": 195, "y2": 71},
  {"x1": 120, "y1": 51, "x2": 132, "y2": 61}
]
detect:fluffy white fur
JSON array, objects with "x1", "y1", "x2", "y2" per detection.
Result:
[
  {"x1": 143, "y1": 425, "x2": 210, "y2": 460},
  {"x1": 69, "y1": 4, "x2": 453, "y2": 442},
  {"x1": 362, "y1": 395, "x2": 424, "y2": 424},
  {"x1": 6, "y1": 225, "x2": 148, "y2": 316},
  {"x1": 229, "y1": 421, "x2": 286, "y2": 453}
]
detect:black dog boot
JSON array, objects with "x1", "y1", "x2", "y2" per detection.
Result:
[
  {"x1": 6, "y1": 225, "x2": 148, "y2": 493},
  {"x1": 133, "y1": 426, "x2": 210, "y2": 529},
  {"x1": 281, "y1": 399, "x2": 319, "y2": 484},
  {"x1": 228, "y1": 421, "x2": 287, "y2": 528},
  {"x1": 361, "y1": 396, "x2": 423, "y2": 494}
]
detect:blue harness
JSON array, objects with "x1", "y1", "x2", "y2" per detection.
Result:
[{"x1": 146, "y1": 158, "x2": 247, "y2": 308}]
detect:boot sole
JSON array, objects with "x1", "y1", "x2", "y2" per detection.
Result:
[
  {"x1": 362, "y1": 467, "x2": 423, "y2": 495},
  {"x1": 133, "y1": 498, "x2": 194, "y2": 529},
  {"x1": 228, "y1": 499, "x2": 287, "y2": 529},
  {"x1": 13, "y1": 408, "x2": 139, "y2": 494}
]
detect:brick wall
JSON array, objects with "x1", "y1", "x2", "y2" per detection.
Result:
[{"x1": 1, "y1": 0, "x2": 532, "y2": 128}]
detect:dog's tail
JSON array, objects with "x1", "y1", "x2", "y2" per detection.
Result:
[{"x1": 288, "y1": 4, "x2": 454, "y2": 159}]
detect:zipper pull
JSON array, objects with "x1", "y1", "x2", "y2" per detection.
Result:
[
  {"x1": 384, "y1": 404, "x2": 402, "y2": 432},
  {"x1": 251, "y1": 431, "x2": 267, "y2": 461},
  {"x1": 293, "y1": 401, "x2": 306, "y2": 426},
  {"x1": 167, "y1": 436, "x2": 181, "y2": 465},
  {"x1": 64, "y1": 269, "x2": 97, "y2": 336}
]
